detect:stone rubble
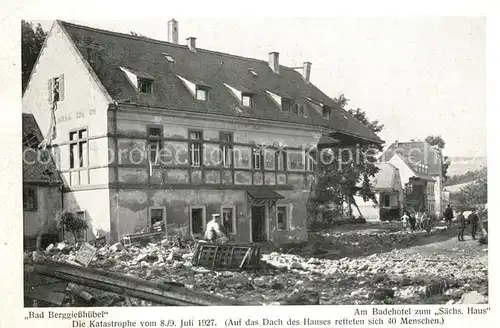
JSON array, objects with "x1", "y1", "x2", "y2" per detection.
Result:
[{"x1": 27, "y1": 225, "x2": 488, "y2": 306}]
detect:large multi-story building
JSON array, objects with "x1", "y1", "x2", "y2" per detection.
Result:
[{"x1": 22, "y1": 20, "x2": 381, "y2": 244}]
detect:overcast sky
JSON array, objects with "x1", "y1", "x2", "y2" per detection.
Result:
[{"x1": 34, "y1": 18, "x2": 486, "y2": 158}]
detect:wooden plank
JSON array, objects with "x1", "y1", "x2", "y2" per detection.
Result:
[
  {"x1": 212, "y1": 246, "x2": 219, "y2": 270},
  {"x1": 32, "y1": 258, "x2": 243, "y2": 306},
  {"x1": 239, "y1": 249, "x2": 252, "y2": 269},
  {"x1": 25, "y1": 286, "x2": 66, "y2": 306}
]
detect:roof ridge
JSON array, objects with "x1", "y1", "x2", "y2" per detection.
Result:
[{"x1": 58, "y1": 20, "x2": 300, "y2": 70}]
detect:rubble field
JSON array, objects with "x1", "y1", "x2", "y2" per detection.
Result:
[{"x1": 25, "y1": 222, "x2": 488, "y2": 306}]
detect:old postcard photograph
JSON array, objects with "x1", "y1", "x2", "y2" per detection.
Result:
[
  {"x1": 0, "y1": 2, "x2": 495, "y2": 327},
  {"x1": 20, "y1": 16, "x2": 488, "y2": 308}
]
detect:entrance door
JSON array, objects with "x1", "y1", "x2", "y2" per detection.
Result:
[{"x1": 251, "y1": 205, "x2": 267, "y2": 242}]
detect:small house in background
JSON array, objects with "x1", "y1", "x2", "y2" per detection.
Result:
[
  {"x1": 380, "y1": 140, "x2": 444, "y2": 215},
  {"x1": 386, "y1": 153, "x2": 435, "y2": 214},
  {"x1": 355, "y1": 163, "x2": 404, "y2": 221},
  {"x1": 22, "y1": 113, "x2": 63, "y2": 249}
]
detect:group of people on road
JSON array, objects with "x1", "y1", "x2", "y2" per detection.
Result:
[
  {"x1": 443, "y1": 204, "x2": 480, "y2": 241},
  {"x1": 401, "y1": 211, "x2": 433, "y2": 232},
  {"x1": 401, "y1": 204, "x2": 481, "y2": 240}
]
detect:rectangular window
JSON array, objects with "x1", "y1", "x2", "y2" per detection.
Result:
[
  {"x1": 221, "y1": 206, "x2": 236, "y2": 235},
  {"x1": 138, "y1": 79, "x2": 153, "y2": 94},
  {"x1": 220, "y1": 132, "x2": 233, "y2": 168},
  {"x1": 276, "y1": 150, "x2": 286, "y2": 171},
  {"x1": 52, "y1": 77, "x2": 60, "y2": 102},
  {"x1": 281, "y1": 98, "x2": 293, "y2": 112},
  {"x1": 48, "y1": 75, "x2": 64, "y2": 103},
  {"x1": 23, "y1": 186, "x2": 37, "y2": 212},
  {"x1": 384, "y1": 195, "x2": 390, "y2": 207},
  {"x1": 147, "y1": 126, "x2": 163, "y2": 165},
  {"x1": 241, "y1": 94, "x2": 252, "y2": 107},
  {"x1": 196, "y1": 87, "x2": 208, "y2": 101},
  {"x1": 322, "y1": 106, "x2": 331, "y2": 119},
  {"x1": 189, "y1": 130, "x2": 203, "y2": 167},
  {"x1": 190, "y1": 206, "x2": 206, "y2": 236},
  {"x1": 305, "y1": 150, "x2": 316, "y2": 172},
  {"x1": 252, "y1": 147, "x2": 263, "y2": 169},
  {"x1": 149, "y1": 206, "x2": 166, "y2": 231},
  {"x1": 276, "y1": 205, "x2": 288, "y2": 230},
  {"x1": 69, "y1": 128, "x2": 88, "y2": 169}
]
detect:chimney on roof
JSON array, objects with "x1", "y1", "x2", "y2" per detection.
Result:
[
  {"x1": 168, "y1": 19, "x2": 179, "y2": 44},
  {"x1": 269, "y1": 52, "x2": 279, "y2": 74},
  {"x1": 302, "y1": 62, "x2": 312, "y2": 82},
  {"x1": 187, "y1": 37, "x2": 197, "y2": 52}
]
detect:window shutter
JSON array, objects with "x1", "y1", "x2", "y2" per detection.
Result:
[
  {"x1": 48, "y1": 78, "x2": 53, "y2": 103},
  {"x1": 59, "y1": 74, "x2": 65, "y2": 101}
]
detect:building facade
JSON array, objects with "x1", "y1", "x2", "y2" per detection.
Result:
[
  {"x1": 381, "y1": 141, "x2": 443, "y2": 215},
  {"x1": 22, "y1": 114, "x2": 63, "y2": 249},
  {"x1": 22, "y1": 20, "x2": 381, "y2": 244},
  {"x1": 386, "y1": 153, "x2": 435, "y2": 213},
  {"x1": 355, "y1": 163, "x2": 404, "y2": 221}
]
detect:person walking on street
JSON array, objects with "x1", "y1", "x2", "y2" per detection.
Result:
[
  {"x1": 444, "y1": 204, "x2": 454, "y2": 228},
  {"x1": 457, "y1": 211, "x2": 466, "y2": 241},
  {"x1": 468, "y1": 209, "x2": 479, "y2": 240}
]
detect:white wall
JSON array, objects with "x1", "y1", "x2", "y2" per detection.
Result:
[
  {"x1": 388, "y1": 155, "x2": 414, "y2": 188},
  {"x1": 22, "y1": 21, "x2": 112, "y2": 237}
]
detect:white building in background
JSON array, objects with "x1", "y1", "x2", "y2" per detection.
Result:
[{"x1": 355, "y1": 163, "x2": 404, "y2": 221}]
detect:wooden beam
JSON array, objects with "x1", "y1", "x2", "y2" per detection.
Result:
[{"x1": 32, "y1": 258, "x2": 243, "y2": 306}]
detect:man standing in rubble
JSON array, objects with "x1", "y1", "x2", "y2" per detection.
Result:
[
  {"x1": 204, "y1": 214, "x2": 229, "y2": 244},
  {"x1": 457, "y1": 210, "x2": 466, "y2": 241},
  {"x1": 468, "y1": 209, "x2": 480, "y2": 240}
]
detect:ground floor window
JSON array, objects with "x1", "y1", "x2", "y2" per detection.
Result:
[
  {"x1": 276, "y1": 205, "x2": 288, "y2": 230},
  {"x1": 23, "y1": 186, "x2": 37, "y2": 212},
  {"x1": 149, "y1": 206, "x2": 166, "y2": 231},
  {"x1": 221, "y1": 206, "x2": 236, "y2": 234},
  {"x1": 190, "y1": 206, "x2": 206, "y2": 236}
]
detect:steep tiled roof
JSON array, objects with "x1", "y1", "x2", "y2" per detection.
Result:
[
  {"x1": 380, "y1": 141, "x2": 442, "y2": 176},
  {"x1": 58, "y1": 21, "x2": 382, "y2": 144},
  {"x1": 23, "y1": 114, "x2": 62, "y2": 185}
]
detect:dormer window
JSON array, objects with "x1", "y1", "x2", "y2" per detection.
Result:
[
  {"x1": 241, "y1": 94, "x2": 253, "y2": 107},
  {"x1": 281, "y1": 98, "x2": 293, "y2": 112},
  {"x1": 138, "y1": 79, "x2": 153, "y2": 94},
  {"x1": 196, "y1": 87, "x2": 208, "y2": 101},
  {"x1": 322, "y1": 106, "x2": 331, "y2": 119},
  {"x1": 162, "y1": 53, "x2": 175, "y2": 63},
  {"x1": 248, "y1": 69, "x2": 258, "y2": 77}
]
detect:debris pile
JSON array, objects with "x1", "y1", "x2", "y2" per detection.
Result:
[{"x1": 24, "y1": 223, "x2": 488, "y2": 306}]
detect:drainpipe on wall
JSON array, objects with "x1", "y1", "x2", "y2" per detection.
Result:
[{"x1": 112, "y1": 101, "x2": 120, "y2": 243}]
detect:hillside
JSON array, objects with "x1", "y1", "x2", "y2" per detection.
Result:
[{"x1": 447, "y1": 156, "x2": 487, "y2": 176}]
